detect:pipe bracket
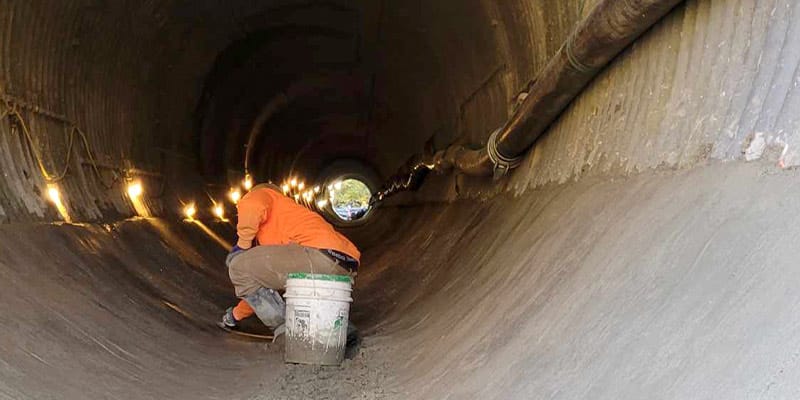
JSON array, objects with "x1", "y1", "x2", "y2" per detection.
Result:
[{"x1": 486, "y1": 128, "x2": 523, "y2": 180}]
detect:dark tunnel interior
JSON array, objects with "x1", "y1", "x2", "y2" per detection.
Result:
[
  {"x1": 2, "y1": 1, "x2": 800, "y2": 399},
  {"x1": 194, "y1": 12, "x2": 376, "y2": 184}
]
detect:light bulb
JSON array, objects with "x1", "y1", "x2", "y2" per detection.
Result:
[
  {"x1": 213, "y1": 204, "x2": 224, "y2": 219},
  {"x1": 184, "y1": 203, "x2": 196, "y2": 219},
  {"x1": 127, "y1": 181, "x2": 143, "y2": 198},
  {"x1": 229, "y1": 188, "x2": 241, "y2": 204},
  {"x1": 243, "y1": 175, "x2": 253, "y2": 190},
  {"x1": 47, "y1": 186, "x2": 60, "y2": 203},
  {"x1": 45, "y1": 184, "x2": 71, "y2": 222}
]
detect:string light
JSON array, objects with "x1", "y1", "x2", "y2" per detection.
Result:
[
  {"x1": 213, "y1": 203, "x2": 225, "y2": 220},
  {"x1": 126, "y1": 180, "x2": 150, "y2": 217},
  {"x1": 47, "y1": 185, "x2": 61, "y2": 203},
  {"x1": 257, "y1": 173, "x2": 339, "y2": 213},
  {"x1": 243, "y1": 174, "x2": 253, "y2": 190},
  {"x1": 127, "y1": 181, "x2": 143, "y2": 198},
  {"x1": 229, "y1": 188, "x2": 242, "y2": 204},
  {"x1": 46, "y1": 184, "x2": 71, "y2": 222},
  {"x1": 183, "y1": 203, "x2": 197, "y2": 220}
]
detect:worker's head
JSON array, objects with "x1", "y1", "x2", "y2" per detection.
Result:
[{"x1": 250, "y1": 182, "x2": 283, "y2": 193}]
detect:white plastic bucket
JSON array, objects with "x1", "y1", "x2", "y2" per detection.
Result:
[{"x1": 284, "y1": 273, "x2": 353, "y2": 365}]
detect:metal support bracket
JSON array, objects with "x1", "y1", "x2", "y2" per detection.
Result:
[{"x1": 486, "y1": 128, "x2": 523, "y2": 180}]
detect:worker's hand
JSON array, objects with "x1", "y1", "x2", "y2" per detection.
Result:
[{"x1": 225, "y1": 245, "x2": 246, "y2": 268}]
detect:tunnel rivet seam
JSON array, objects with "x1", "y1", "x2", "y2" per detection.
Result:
[{"x1": 564, "y1": 31, "x2": 595, "y2": 74}]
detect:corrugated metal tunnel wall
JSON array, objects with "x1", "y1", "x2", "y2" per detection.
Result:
[
  {"x1": 0, "y1": 0, "x2": 597, "y2": 222},
  {"x1": 1, "y1": 0, "x2": 800, "y2": 399}
]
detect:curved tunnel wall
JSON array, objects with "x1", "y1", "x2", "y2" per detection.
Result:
[
  {"x1": 1, "y1": 0, "x2": 800, "y2": 399},
  {"x1": 0, "y1": 0, "x2": 610, "y2": 222},
  {"x1": 0, "y1": 1, "x2": 167, "y2": 222},
  {"x1": 506, "y1": 0, "x2": 800, "y2": 193},
  {"x1": 356, "y1": 1, "x2": 800, "y2": 397}
]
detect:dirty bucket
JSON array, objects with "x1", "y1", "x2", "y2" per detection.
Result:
[{"x1": 284, "y1": 273, "x2": 353, "y2": 365}]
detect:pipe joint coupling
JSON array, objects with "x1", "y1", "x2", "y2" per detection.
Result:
[{"x1": 487, "y1": 128, "x2": 523, "y2": 180}]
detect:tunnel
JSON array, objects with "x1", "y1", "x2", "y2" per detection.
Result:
[{"x1": 2, "y1": 0, "x2": 800, "y2": 398}]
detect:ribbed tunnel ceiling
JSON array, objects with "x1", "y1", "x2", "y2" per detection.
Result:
[
  {"x1": 194, "y1": 3, "x2": 374, "y2": 183},
  {"x1": 0, "y1": 0, "x2": 596, "y2": 223},
  {"x1": 189, "y1": 0, "x2": 543, "y2": 186}
]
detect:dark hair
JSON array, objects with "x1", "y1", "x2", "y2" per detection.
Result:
[{"x1": 250, "y1": 182, "x2": 282, "y2": 193}]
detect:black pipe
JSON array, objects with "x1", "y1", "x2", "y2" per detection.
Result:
[
  {"x1": 491, "y1": 0, "x2": 684, "y2": 164},
  {"x1": 372, "y1": 0, "x2": 683, "y2": 202}
]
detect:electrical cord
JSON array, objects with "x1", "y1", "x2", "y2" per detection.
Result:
[{"x1": 1, "y1": 99, "x2": 115, "y2": 188}]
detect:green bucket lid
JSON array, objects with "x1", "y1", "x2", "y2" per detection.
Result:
[{"x1": 287, "y1": 272, "x2": 352, "y2": 283}]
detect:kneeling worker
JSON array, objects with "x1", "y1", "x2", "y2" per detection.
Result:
[{"x1": 220, "y1": 183, "x2": 360, "y2": 336}]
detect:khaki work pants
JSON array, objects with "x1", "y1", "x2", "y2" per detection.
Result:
[{"x1": 228, "y1": 244, "x2": 349, "y2": 297}]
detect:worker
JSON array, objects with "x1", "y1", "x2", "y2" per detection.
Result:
[{"x1": 219, "y1": 182, "x2": 360, "y2": 338}]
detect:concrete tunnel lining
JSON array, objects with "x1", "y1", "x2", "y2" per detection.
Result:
[{"x1": 2, "y1": 0, "x2": 800, "y2": 399}]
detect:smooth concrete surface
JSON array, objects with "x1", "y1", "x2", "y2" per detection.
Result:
[
  {"x1": 355, "y1": 161, "x2": 800, "y2": 399},
  {"x1": 0, "y1": 218, "x2": 388, "y2": 399},
  {"x1": 2, "y1": 161, "x2": 799, "y2": 399},
  {"x1": 0, "y1": 219, "x2": 276, "y2": 399}
]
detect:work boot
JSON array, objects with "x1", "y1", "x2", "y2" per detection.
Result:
[{"x1": 219, "y1": 307, "x2": 238, "y2": 329}]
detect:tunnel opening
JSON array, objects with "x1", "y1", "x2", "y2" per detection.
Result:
[
  {"x1": 328, "y1": 178, "x2": 371, "y2": 222},
  {"x1": 3, "y1": 1, "x2": 800, "y2": 399}
]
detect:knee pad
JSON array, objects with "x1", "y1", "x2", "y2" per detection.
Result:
[{"x1": 243, "y1": 287, "x2": 286, "y2": 328}]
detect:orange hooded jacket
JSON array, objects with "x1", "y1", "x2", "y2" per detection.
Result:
[
  {"x1": 234, "y1": 185, "x2": 361, "y2": 261},
  {"x1": 231, "y1": 184, "x2": 360, "y2": 321}
]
